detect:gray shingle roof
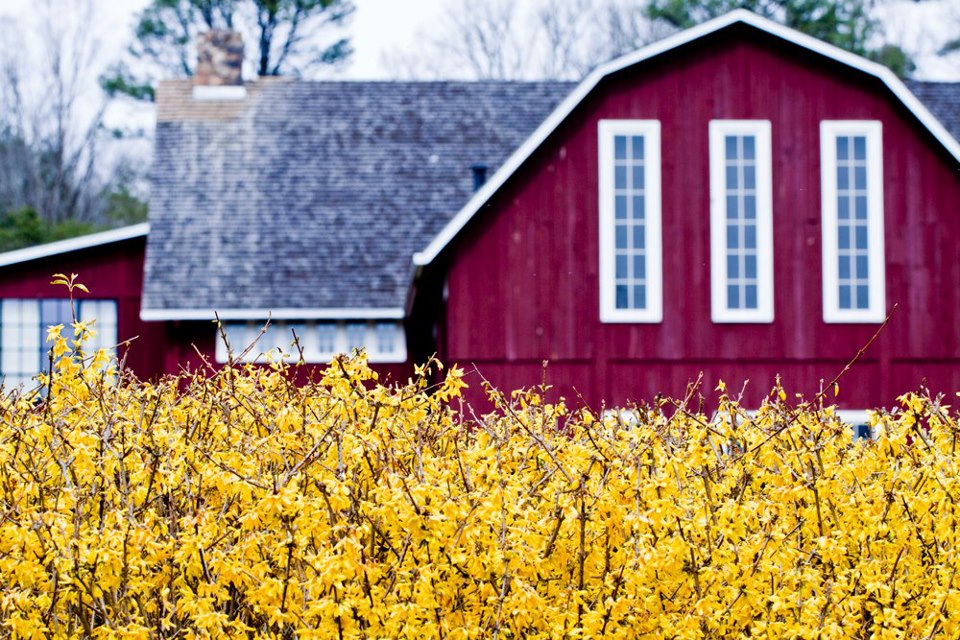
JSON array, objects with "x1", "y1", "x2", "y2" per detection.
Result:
[
  {"x1": 143, "y1": 79, "x2": 575, "y2": 315},
  {"x1": 908, "y1": 80, "x2": 960, "y2": 142}
]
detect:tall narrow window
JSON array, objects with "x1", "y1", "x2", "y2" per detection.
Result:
[
  {"x1": 598, "y1": 120, "x2": 662, "y2": 323},
  {"x1": 821, "y1": 121, "x2": 885, "y2": 323},
  {"x1": 709, "y1": 120, "x2": 774, "y2": 323}
]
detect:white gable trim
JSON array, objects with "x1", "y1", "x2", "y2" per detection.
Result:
[
  {"x1": 412, "y1": 9, "x2": 960, "y2": 268},
  {"x1": 0, "y1": 223, "x2": 150, "y2": 268},
  {"x1": 140, "y1": 307, "x2": 406, "y2": 322}
]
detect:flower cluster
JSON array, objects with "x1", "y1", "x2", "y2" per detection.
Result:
[{"x1": 0, "y1": 324, "x2": 958, "y2": 638}]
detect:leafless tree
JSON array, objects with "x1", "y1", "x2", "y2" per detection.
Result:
[
  {"x1": 0, "y1": 1, "x2": 113, "y2": 224},
  {"x1": 385, "y1": 0, "x2": 661, "y2": 81}
]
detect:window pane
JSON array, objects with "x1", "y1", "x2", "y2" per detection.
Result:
[
  {"x1": 838, "y1": 197, "x2": 849, "y2": 220},
  {"x1": 838, "y1": 255, "x2": 851, "y2": 279},
  {"x1": 376, "y1": 323, "x2": 397, "y2": 354},
  {"x1": 838, "y1": 226, "x2": 850, "y2": 249},
  {"x1": 632, "y1": 195, "x2": 645, "y2": 220},
  {"x1": 727, "y1": 255, "x2": 739, "y2": 278},
  {"x1": 630, "y1": 136, "x2": 644, "y2": 160},
  {"x1": 616, "y1": 255, "x2": 628, "y2": 278},
  {"x1": 632, "y1": 255, "x2": 645, "y2": 279},
  {"x1": 615, "y1": 224, "x2": 627, "y2": 249},
  {"x1": 744, "y1": 225, "x2": 756, "y2": 250},
  {"x1": 856, "y1": 285, "x2": 869, "y2": 309},
  {"x1": 744, "y1": 255, "x2": 757, "y2": 279},
  {"x1": 614, "y1": 136, "x2": 627, "y2": 160},
  {"x1": 744, "y1": 285, "x2": 758, "y2": 309},
  {"x1": 855, "y1": 226, "x2": 868, "y2": 250},
  {"x1": 837, "y1": 166, "x2": 849, "y2": 190},
  {"x1": 853, "y1": 136, "x2": 866, "y2": 160},
  {"x1": 317, "y1": 323, "x2": 336, "y2": 353},
  {"x1": 726, "y1": 225, "x2": 738, "y2": 249},
  {"x1": 345, "y1": 323, "x2": 366, "y2": 351},
  {"x1": 632, "y1": 225, "x2": 645, "y2": 249},
  {"x1": 632, "y1": 165, "x2": 644, "y2": 189},
  {"x1": 854, "y1": 166, "x2": 867, "y2": 190},
  {"x1": 2, "y1": 300, "x2": 41, "y2": 386},
  {"x1": 742, "y1": 136, "x2": 755, "y2": 160},
  {"x1": 726, "y1": 166, "x2": 738, "y2": 189},
  {"x1": 727, "y1": 285, "x2": 739, "y2": 309},
  {"x1": 856, "y1": 255, "x2": 869, "y2": 278},
  {"x1": 726, "y1": 196, "x2": 738, "y2": 219},
  {"x1": 615, "y1": 195, "x2": 627, "y2": 219},
  {"x1": 615, "y1": 285, "x2": 628, "y2": 309},
  {"x1": 614, "y1": 166, "x2": 627, "y2": 189},
  {"x1": 633, "y1": 285, "x2": 646, "y2": 309},
  {"x1": 743, "y1": 166, "x2": 756, "y2": 190},
  {"x1": 839, "y1": 285, "x2": 851, "y2": 309},
  {"x1": 725, "y1": 136, "x2": 738, "y2": 160},
  {"x1": 855, "y1": 196, "x2": 867, "y2": 219},
  {"x1": 837, "y1": 137, "x2": 849, "y2": 160},
  {"x1": 743, "y1": 196, "x2": 756, "y2": 219}
]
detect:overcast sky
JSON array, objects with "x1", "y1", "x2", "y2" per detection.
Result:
[{"x1": 0, "y1": 0, "x2": 956, "y2": 80}]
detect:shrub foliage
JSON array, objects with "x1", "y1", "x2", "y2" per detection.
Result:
[{"x1": 0, "y1": 323, "x2": 959, "y2": 638}]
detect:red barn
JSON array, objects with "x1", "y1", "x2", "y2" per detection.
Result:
[
  {"x1": 410, "y1": 11, "x2": 960, "y2": 414},
  {"x1": 0, "y1": 11, "x2": 957, "y2": 421}
]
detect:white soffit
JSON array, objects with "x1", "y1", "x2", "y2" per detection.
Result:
[{"x1": 412, "y1": 9, "x2": 960, "y2": 268}]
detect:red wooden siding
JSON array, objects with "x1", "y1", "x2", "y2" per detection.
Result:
[
  {"x1": 0, "y1": 237, "x2": 168, "y2": 380},
  {"x1": 439, "y1": 28, "x2": 960, "y2": 411}
]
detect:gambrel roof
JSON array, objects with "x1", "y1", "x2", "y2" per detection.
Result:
[
  {"x1": 907, "y1": 81, "x2": 960, "y2": 142},
  {"x1": 142, "y1": 80, "x2": 574, "y2": 320},
  {"x1": 413, "y1": 10, "x2": 960, "y2": 268}
]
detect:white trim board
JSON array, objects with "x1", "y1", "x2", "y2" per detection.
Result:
[
  {"x1": 597, "y1": 119, "x2": 663, "y2": 323},
  {"x1": 412, "y1": 9, "x2": 960, "y2": 268},
  {"x1": 140, "y1": 307, "x2": 406, "y2": 322},
  {"x1": 709, "y1": 120, "x2": 774, "y2": 323},
  {"x1": 820, "y1": 120, "x2": 886, "y2": 323},
  {"x1": 0, "y1": 223, "x2": 149, "y2": 268}
]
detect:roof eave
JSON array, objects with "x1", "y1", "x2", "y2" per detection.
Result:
[{"x1": 0, "y1": 223, "x2": 150, "y2": 269}]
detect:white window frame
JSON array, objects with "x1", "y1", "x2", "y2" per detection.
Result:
[
  {"x1": 709, "y1": 120, "x2": 774, "y2": 323},
  {"x1": 598, "y1": 119, "x2": 663, "y2": 323},
  {"x1": 835, "y1": 409, "x2": 873, "y2": 440},
  {"x1": 0, "y1": 298, "x2": 118, "y2": 387},
  {"x1": 214, "y1": 320, "x2": 407, "y2": 364},
  {"x1": 820, "y1": 121, "x2": 885, "y2": 323}
]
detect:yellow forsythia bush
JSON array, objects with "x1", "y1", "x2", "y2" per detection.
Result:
[{"x1": 1, "y1": 324, "x2": 960, "y2": 638}]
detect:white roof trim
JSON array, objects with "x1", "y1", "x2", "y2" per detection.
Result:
[
  {"x1": 140, "y1": 307, "x2": 406, "y2": 322},
  {"x1": 413, "y1": 9, "x2": 960, "y2": 267},
  {"x1": 0, "y1": 223, "x2": 150, "y2": 268}
]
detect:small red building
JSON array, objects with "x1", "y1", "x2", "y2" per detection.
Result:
[{"x1": 0, "y1": 11, "x2": 957, "y2": 419}]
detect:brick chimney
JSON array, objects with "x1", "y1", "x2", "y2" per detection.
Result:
[{"x1": 196, "y1": 30, "x2": 244, "y2": 87}]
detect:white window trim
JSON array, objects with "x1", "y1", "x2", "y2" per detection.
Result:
[
  {"x1": 598, "y1": 119, "x2": 663, "y2": 323},
  {"x1": 820, "y1": 120, "x2": 885, "y2": 323},
  {"x1": 835, "y1": 409, "x2": 874, "y2": 439},
  {"x1": 214, "y1": 320, "x2": 407, "y2": 364},
  {"x1": 709, "y1": 120, "x2": 774, "y2": 323}
]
